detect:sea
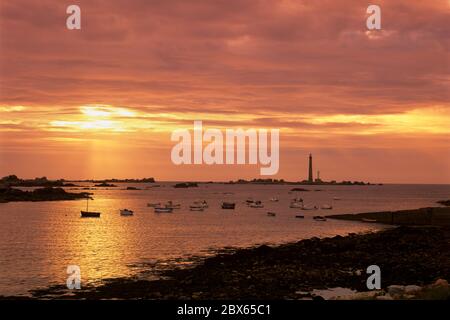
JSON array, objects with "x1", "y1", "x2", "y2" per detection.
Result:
[{"x1": 0, "y1": 183, "x2": 448, "y2": 296}]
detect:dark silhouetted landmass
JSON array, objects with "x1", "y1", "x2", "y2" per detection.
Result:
[
  {"x1": 0, "y1": 187, "x2": 89, "y2": 203},
  {"x1": 226, "y1": 178, "x2": 379, "y2": 186},
  {"x1": 327, "y1": 207, "x2": 450, "y2": 226},
  {"x1": 0, "y1": 175, "x2": 75, "y2": 188},
  {"x1": 437, "y1": 200, "x2": 450, "y2": 207},
  {"x1": 174, "y1": 182, "x2": 198, "y2": 188},
  {"x1": 75, "y1": 178, "x2": 156, "y2": 183},
  {"x1": 94, "y1": 182, "x2": 117, "y2": 187}
]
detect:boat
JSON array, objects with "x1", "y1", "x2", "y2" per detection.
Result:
[
  {"x1": 165, "y1": 201, "x2": 181, "y2": 209},
  {"x1": 245, "y1": 198, "x2": 254, "y2": 205},
  {"x1": 321, "y1": 204, "x2": 333, "y2": 210},
  {"x1": 295, "y1": 215, "x2": 305, "y2": 219},
  {"x1": 190, "y1": 206, "x2": 204, "y2": 212},
  {"x1": 289, "y1": 202, "x2": 303, "y2": 208},
  {"x1": 147, "y1": 202, "x2": 161, "y2": 207},
  {"x1": 313, "y1": 216, "x2": 327, "y2": 221},
  {"x1": 269, "y1": 197, "x2": 279, "y2": 202},
  {"x1": 193, "y1": 200, "x2": 208, "y2": 208},
  {"x1": 222, "y1": 202, "x2": 236, "y2": 209},
  {"x1": 362, "y1": 218, "x2": 377, "y2": 223},
  {"x1": 154, "y1": 207, "x2": 173, "y2": 213},
  {"x1": 120, "y1": 209, "x2": 134, "y2": 216},
  {"x1": 301, "y1": 205, "x2": 318, "y2": 210},
  {"x1": 81, "y1": 211, "x2": 101, "y2": 218},
  {"x1": 267, "y1": 212, "x2": 276, "y2": 217},
  {"x1": 80, "y1": 197, "x2": 101, "y2": 218},
  {"x1": 250, "y1": 201, "x2": 264, "y2": 208},
  {"x1": 333, "y1": 197, "x2": 341, "y2": 200}
]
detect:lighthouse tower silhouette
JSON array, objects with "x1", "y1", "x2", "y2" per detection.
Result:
[{"x1": 308, "y1": 153, "x2": 313, "y2": 183}]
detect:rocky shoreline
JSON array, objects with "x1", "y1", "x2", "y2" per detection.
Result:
[{"x1": 17, "y1": 225, "x2": 450, "y2": 300}]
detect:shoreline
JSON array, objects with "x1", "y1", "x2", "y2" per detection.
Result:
[{"x1": 10, "y1": 224, "x2": 448, "y2": 300}]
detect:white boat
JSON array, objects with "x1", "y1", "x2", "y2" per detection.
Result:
[
  {"x1": 120, "y1": 209, "x2": 134, "y2": 216},
  {"x1": 289, "y1": 202, "x2": 303, "y2": 208},
  {"x1": 165, "y1": 201, "x2": 181, "y2": 209},
  {"x1": 269, "y1": 197, "x2": 279, "y2": 202},
  {"x1": 362, "y1": 218, "x2": 377, "y2": 223},
  {"x1": 321, "y1": 204, "x2": 333, "y2": 210},
  {"x1": 301, "y1": 205, "x2": 318, "y2": 210},
  {"x1": 147, "y1": 202, "x2": 161, "y2": 207},
  {"x1": 250, "y1": 201, "x2": 264, "y2": 208},
  {"x1": 154, "y1": 207, "x2": 173, "y2": 213},
  {"x1": 192, "y1": 200, "x2": 208, "y2": 208}
]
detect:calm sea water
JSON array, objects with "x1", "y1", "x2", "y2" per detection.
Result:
[{"x1": 0, "y1": 183, "x2": 448, "y2": 296}]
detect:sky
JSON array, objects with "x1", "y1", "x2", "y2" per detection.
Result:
[{"x1": 0, "y1": 0, "x2": 449, "y2": 183}]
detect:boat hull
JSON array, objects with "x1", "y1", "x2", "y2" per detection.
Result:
[{"x1": 80, "y1": 211, "x2": 101, "y2": 218}]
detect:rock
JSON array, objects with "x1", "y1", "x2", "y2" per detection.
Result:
[
  {"x1": 404, "y1": 285, "x2": 422, "y2": 294},
  {"x1": 388, "y1": 285, "x2": 405, "y2": 297},
  {"x1": 376, "y1": 294, "x2": 393, "y2": 300},
  {"x1": 431, "y1": 279, "x2": 449, "y2": 289}
]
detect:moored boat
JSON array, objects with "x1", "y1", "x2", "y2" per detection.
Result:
[
  {"x1": 81, "y1": 211, "x2": 101, "y2": 218},
  {"x1": 154, "y1": 207, "x2": 173, "y2": 213},
  {"x1": 222, "y1": 202, "x2": 235, "y2": 209},
  {"x1": 147, "y1": 202, "x2": 161, "y2": 207},
  {"x1": 267, "y1": 212, "x2": 276, "y2": 217},
  {"x1": 120, "y1": 209, "x2": 134, "y2": 216},
  {"x1": 321, "y1": 204, "x2": 333, "y2": 210},
  {"x1": 250, "y1": 201, "x2": 264, "y2": 208},
  {"x1": 295, "y1": 215, "x2": 305, "y2": 219},
  {"x1": 80, "y1": 197, "x2": 101, "y2": 218},
  {"x1": 313, "y1": 216, "x2": 327, "y2": 221}
]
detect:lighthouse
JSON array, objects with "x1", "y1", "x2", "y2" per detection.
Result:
[{"x1": 308, "y1": 153, "x2": 313, "y2": 183}]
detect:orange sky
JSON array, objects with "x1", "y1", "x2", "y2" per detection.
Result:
[{"x1": 0, "y1": 0, "x2": 449, "y2": 183}]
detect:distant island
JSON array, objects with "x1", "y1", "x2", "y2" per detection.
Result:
[
  {"x1": 226, "y1": 178, "x2": 380, "y2": 186},
  {"x1": 174, "y1": 182, "x2": 198, "y2": 188},
  {"x1": 74, "y1": 178, "x2": 156, "y2": 183},
  {"x1": 0, "y1": 187, "x2": 89, "y2": 203},
  {"x1": 0, "y1": 175, "x2": 76, "y2": 188}
]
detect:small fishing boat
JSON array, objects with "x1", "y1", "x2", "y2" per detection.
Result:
[
  {"x1": 80, "y1": 197, "x2": 101, "y2": 218},
  {"x1": 250, "y1": 201, "x2": 264, "y2": 208},
  {"x1": 190, "y1": 206, "x2": 204, "y2": 212},
  {"x1": 147, "y1": 202, "x2": 161, "y2": 207},
  {"x1": 269, "y1": 197, "x2": 279, "y2": 202},
  {"x1": 313, "y1": 216, "x2": 327, "y2": 221},
  {"x1": 222, "y1": 202, "x2": 236, "y2": 209},
  {"x1": 165, "y1": 201, "x2": 181, "y2": 209},
  {"x1": 192, "y1": 200, "x2": 208, "y2": 208},
  {"x1": 301, "y1": 205, "x2": 318, "y2": 210},
  {"x1": 81, "y1": 211, "x2": 101, "y2": 218},
  {"x1": 333, "y1": 197, "x2": 341, "y2": 200},
  {"x1": 295, "y1": 215, "x2": 305, "y2": 219},
  {"x1": 245, "y1": 198, "x2": 254, "y2": 205},
  {"x1": 120, "y1": 209, "x2": 134, "y2": 216},
  {"x1": 362, "y1": 218, "x2": 377, "y2": 223},
  {"x1": 321, "y1": 204, "x2": 333, "y2": 210},
  {"x1": 289, "y1": 202, "x2": 303, "y2": 208},
  {"x1": 267, "y1": 212, "x2": 276, "y2": 217},
  {"x1": 154, "y1": 207, "x2": 173, "y2": 213}
]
